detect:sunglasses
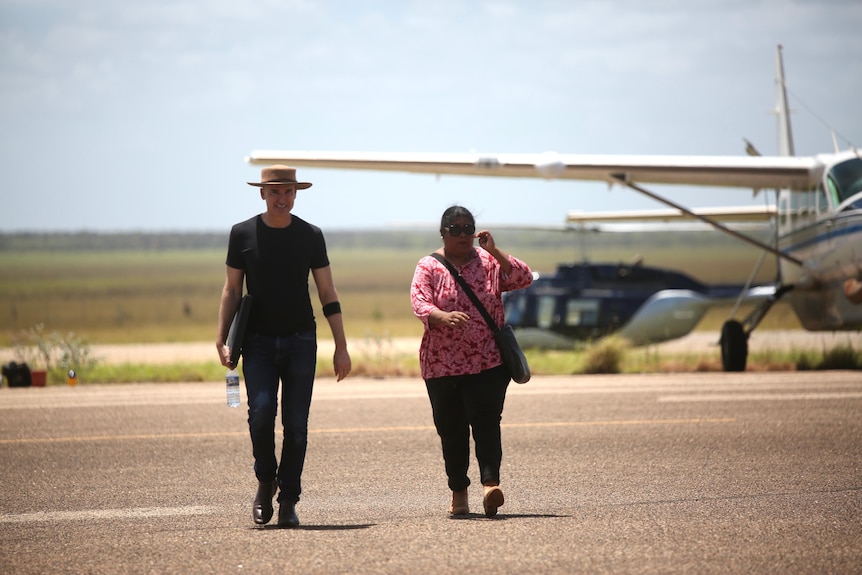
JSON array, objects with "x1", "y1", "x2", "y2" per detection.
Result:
[{"x1": 444, "y1": 223, "x2": 476, "y2": 237}]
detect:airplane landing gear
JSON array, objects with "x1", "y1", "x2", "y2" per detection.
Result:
[
  {"x1": 720, "y1": 320, "x2": 748, "y2": 372},
  {"x1": 720, "y1": 284, "x2": 794, "y2": 372}
]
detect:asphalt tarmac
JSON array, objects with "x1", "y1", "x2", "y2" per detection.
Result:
[{"x1": 1, "y1": 372, "x2": 860, "y2": 574}]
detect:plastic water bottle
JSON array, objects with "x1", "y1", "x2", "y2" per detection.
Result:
[{"x1": 226, "y1": 368, "x2": 241, "y2": 408}]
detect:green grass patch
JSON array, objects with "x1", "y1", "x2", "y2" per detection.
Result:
[
  {"x1": 27, "y1": 341, "x2": 862, "y2": 386},
  {"x1": 78, "y1": 362, "x2": 226, "y2": 384}
]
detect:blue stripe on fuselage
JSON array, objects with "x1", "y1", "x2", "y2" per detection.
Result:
[{"x1": 779, "y1": 214, "x2": 862, "y2": 254}]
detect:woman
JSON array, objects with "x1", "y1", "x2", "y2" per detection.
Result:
[{"x1": 410, "y1": 205, "x2": 533, "y2": 517}]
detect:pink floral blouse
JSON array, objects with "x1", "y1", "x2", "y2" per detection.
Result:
[{"x1": 410, "y1": 248, "x2": 533, "y2": 380}]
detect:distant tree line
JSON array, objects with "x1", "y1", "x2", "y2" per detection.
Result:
[
  {"x1": 0, "y1": 228, "x2": 771, "y2": 252},
  {"x1": 0, "y1": 232, "x2": 228, "y2": 251}
]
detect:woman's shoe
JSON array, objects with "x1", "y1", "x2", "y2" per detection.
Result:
[
  {"x1": 449, "y1": 489, "x2": 469, "y2": 515},
  {"x1": 482, "y1": 484, "x2": 504, "y2": 518}
]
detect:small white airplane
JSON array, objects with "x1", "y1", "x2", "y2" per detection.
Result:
[{"x1": 246, "y1": 45, "x2": 862, "y2": 371}]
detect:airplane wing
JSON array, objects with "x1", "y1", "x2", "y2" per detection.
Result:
[
  {"x1": 246, "y1": 150, "x2": 821, "y2": 190},
  {"x1": 566, "y1": 205, "x2": 777, "y2": 223}
]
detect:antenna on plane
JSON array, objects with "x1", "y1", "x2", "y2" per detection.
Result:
[
  {"x1": 774, "y1": 45, "x2": 854, "y2": 154},
  {"x1": 774, "y1": 44, "x2": 795, "y2": 157}
]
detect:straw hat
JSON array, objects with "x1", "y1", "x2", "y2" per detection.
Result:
[{"x1": 247, "y1": 165, "x2": 312, "y2": 189}]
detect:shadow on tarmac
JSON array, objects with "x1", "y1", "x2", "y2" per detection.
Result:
[
  {"x1": 449, "y1": 513, "x2": 568, "y2": 520},
  {"x1": 251, "y1": 513, "x2": 567, "y2": 529},
  {"x1": 256, "y1": 523, "x2": 376, "y2": 531}
]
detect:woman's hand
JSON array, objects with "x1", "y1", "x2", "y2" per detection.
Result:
[
  {"x1": 477, "y1": 229, "x2": 512, "y2": 274},
  {"x1": 476, "y1": 230, "x2": 495, "y2": 252},
  {"x1": 436, "y1": 310, "x2": 471, "y2": 328}
]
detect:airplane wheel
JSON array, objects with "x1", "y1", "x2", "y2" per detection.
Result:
[{"x1": 720, "y1": 320, "x2": 748, "y2": 372}]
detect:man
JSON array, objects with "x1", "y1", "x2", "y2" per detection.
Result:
[{"x1": 217, "y1": 165, "x2": 351, "y2": 528}]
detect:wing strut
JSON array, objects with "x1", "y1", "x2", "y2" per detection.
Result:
[{"x1": 610, "y1": 174, "x2": 804, "y2": 267}]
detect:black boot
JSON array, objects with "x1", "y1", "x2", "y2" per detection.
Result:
[
  {"x1": 277, "y1": 502, "x2": 300, "y2": 528},
  {"x1": 252, "y1": 479, "x2": 277, "y2": 525}
]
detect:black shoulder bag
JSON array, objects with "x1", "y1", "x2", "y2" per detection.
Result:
[{"x1": 430, "y1": 253, "x2": 530, "y2": 384}]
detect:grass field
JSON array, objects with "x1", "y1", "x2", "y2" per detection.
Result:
[{"x1": 0, "y1": 229, "x2": 799, "y2": 348}]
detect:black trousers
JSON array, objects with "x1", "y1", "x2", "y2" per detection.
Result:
[{"x1": 425, "y1": 365, "x2": 510, "y2": 492}]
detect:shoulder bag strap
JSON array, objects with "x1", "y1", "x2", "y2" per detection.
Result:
[{"x1": 429, "y1": 252, "x2": 500, "y2": 334}]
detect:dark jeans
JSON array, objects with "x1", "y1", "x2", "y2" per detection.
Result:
[
  {"x1": 425, "y1": 365, "x2": 510, "y2": 492},
  {"x1": 241, "y1": 331, "x2": 317, "y2": 504}
]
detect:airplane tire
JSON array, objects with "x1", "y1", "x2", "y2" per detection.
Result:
[{"x1": 720, "y1": 320, "x2": 748, "y2": 372}]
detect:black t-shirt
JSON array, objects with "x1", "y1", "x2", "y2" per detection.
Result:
[{"x1": 226, "y1": 214, "x2": 330, "y2": 336}]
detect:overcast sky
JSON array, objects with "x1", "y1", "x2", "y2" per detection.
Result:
[{"x1": 1, "y1": 0, "x2": 860, "y2": 233}]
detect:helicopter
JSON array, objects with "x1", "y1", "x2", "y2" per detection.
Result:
[{"x1": 501, "y1": 255, "x2": 772, "y2": 350}]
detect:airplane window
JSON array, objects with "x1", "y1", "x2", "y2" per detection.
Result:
[
  {"x1": 826, "y1": 177, "x2": 841, "y2": 208},
  {"x1": 797, "y1": 190, "x2": 815, "y2": 217},
  {"x1": 787, "y1": 189, "x2": 819, "y2": 221},
  {"x1": 828, "y1": 158, "x2": 862, "y2": 205},
  {"x1": 789, "y1": 191, "x2": 802, "y2": 215},
  {"x1": 778, "y1": 195, "x2": 790, "y2": 229},
  {"x1": 816, "y1": 185, "x2": 828, "y2": 213}
]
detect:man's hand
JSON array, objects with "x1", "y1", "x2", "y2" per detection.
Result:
[
  {"x1": 217, "y1": 342, "x2": 232, "y2": 368},
  {"x1": 333, "y1": 348, "x2": 352, "y2": 382}
]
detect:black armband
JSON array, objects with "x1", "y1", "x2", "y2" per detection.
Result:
[{"x1": 322, "y1": 301, "x2": 342, "y2": 317}]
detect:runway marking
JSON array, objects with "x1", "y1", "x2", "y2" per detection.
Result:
[
  {"x1": 0, "y1": 431, "x2": 247, "y2": 445},
  {"x1": 659, "y1": 392, "x2": 862, "y2": 403},
  {"x1": 299, "y1": 418, "x2": 735, "y2": 435},
  {"x1": 0, "y1": 418, "x2": 734, "y2": 445},
  {"x1": 0, "y1": 505, "x2": 218, "y2": 524},
  {"x1": 503, "y1": 418, "x2": 735, "y2": 428}
]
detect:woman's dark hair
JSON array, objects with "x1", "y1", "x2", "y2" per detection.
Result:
[{"x1": 439, "y1": 205, "x2": 475, "y2": 234}]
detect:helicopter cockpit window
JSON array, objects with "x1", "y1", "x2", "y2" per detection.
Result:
[
  {"x1": 565, "y1": 299, "x2": 599, "y2": 327},
  {"x1": 536, "y1": 296, "x2": 556, "y2": 329},
  {"x1": 503, "y1": 292, "x2": 526, "y2": 324}
]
